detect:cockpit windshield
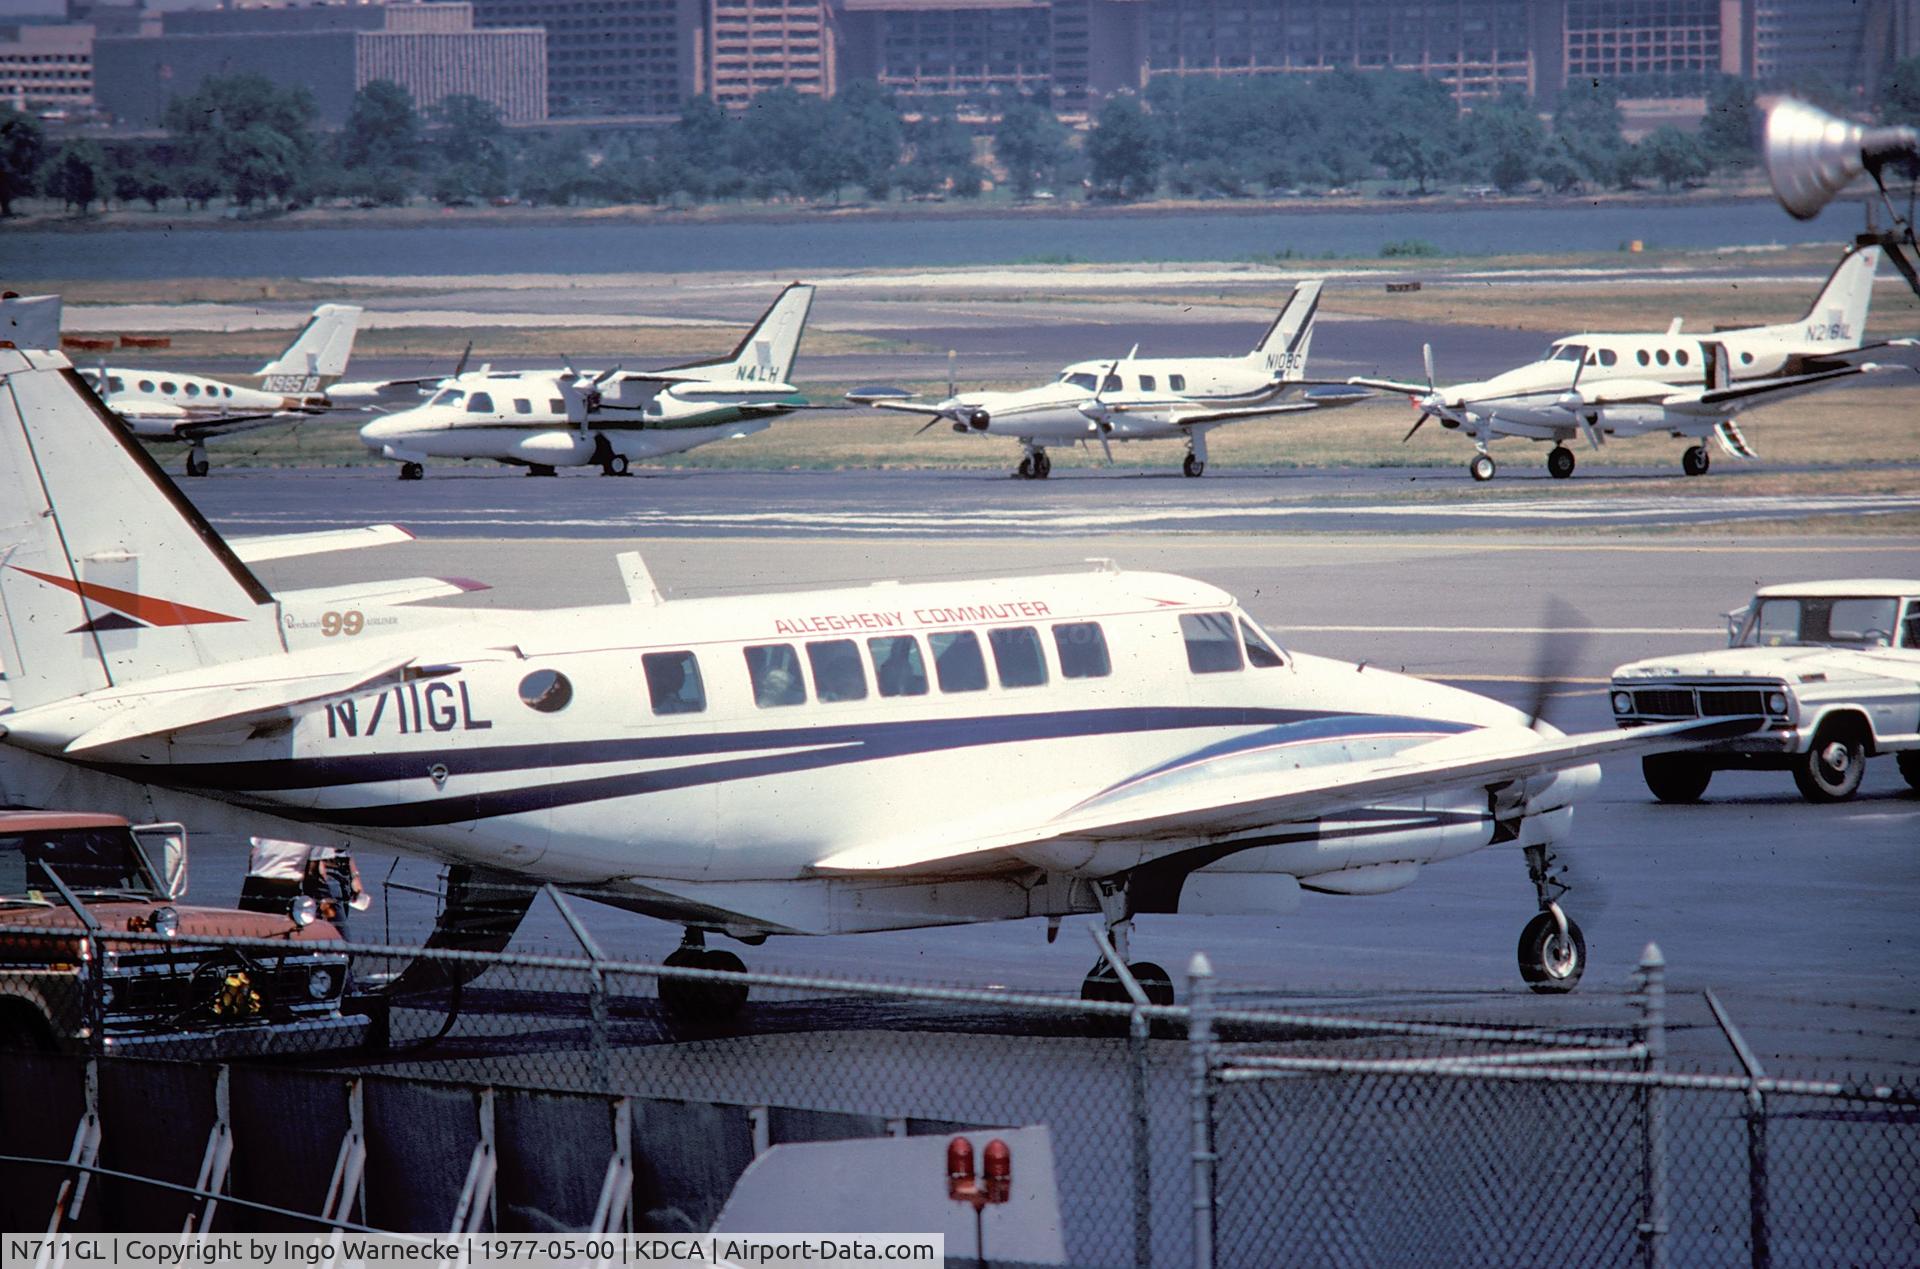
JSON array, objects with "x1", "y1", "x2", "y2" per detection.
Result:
[
  {"x1": 429, "y1": 389, "x2": 465, "y2": 407},
  {"x1": 1546, "y1": 344, "x2": 1587, "y2": 363},
  {"x1": 1061, "y1": 372, "x2": 1098, "y2": 390},
  {"x1": 1734, "y1": 596, "x2": 1904, "y2": 649}
]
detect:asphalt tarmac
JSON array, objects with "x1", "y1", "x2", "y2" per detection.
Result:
[{"x1": 174, "y1": 520, "x2": 1920, "y2": 1080}]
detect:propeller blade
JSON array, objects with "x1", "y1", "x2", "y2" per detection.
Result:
[
  {"x1": 1422, "y1": 343, "x2": 1436, "y2": 391},
  {"x1": 594, "y1": 365, "x2": 622, "y2": 385},
  {"x1": 947, "y1": 349, "x2": 956, "y2": 402},
  {"x1": 1402, "y1": 412, "x2": 1431, "y2": 443},
  {"x1": 914, "y1": 417, "x2": 941, "y2": 435},
  {"x1": 1524, "y1": 597, "x2": 1586, "y2": 732},
  {"x1": 452, "y1": 341, "x2": 472, "y2": 378}
]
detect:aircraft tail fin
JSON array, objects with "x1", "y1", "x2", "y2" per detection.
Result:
[
  {"x1": 0, "y1": 351, "x2": 282, "y2": 712},
  {"x1": 1781, "y1": 242, "x2": 1880, "y2": 350},
  {"x1": 255, "y1": 304, "x2": 364, "y2": 381},
  {"x1": 667, "y1": 283, "x2": 814, "y2": 385},
  {"x1": 1250, "y1": 281, "x2": 1322, "y2": 380}
]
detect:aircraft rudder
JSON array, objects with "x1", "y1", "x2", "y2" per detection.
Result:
[
  {"x1": 734, "y1": 282, "x2": 814, "y2": 385},
  {"x1": 1793, "y1": 242, "x2": 1880, "y2": 349},
  {"x1": 1252, "y1": 280, "x2": 1323, "y2": 378},
  {"x1": 257, "y1": 303, "x2": 365, "y2": 380}
]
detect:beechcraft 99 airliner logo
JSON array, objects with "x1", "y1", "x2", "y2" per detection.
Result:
[{"x1": 9, "y1": 565, "x2": 243, "y2": 632}]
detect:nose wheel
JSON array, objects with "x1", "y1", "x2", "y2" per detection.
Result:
[
  {"x1": 1081, "y1": 959, "x2": 1175, "y2": 1006},
  {"x1": 1469, "y1": 452, "x2": 1497, "y2": 482},
  {"x1": 398, "y1": 461, "x2": 424, "y2": 481},
  {"x1": 659, "y1": 931, "x2": 750, "y2": 1021},
  {"x1": 1519, "y1": 843, "x2": 1585, "y2": 992},
  {"x1": 1016, "y1": 449, "x2": 1052, "y2": 479}
]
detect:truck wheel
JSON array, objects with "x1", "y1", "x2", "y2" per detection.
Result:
[
  {"x1": 1899, "y1": 750, "x2": 1920, "y2": 792},
  {"x1": 1641, "y1": 755, "x2": 1711, "y2": 803},
  {"x1": 0, "y1": 1006, "x2": 55, "y2": 1052},
  {"x1": 1792, "y1": 724, "x2": 1866, "y2": 803}
]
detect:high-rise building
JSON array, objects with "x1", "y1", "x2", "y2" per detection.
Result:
[
  {"x1": 834, "y1": 0, "x2": 1053, "y2": 109},
  {"x1": 705, "y1": 0, "x2": 835, "y2": 107},
  {"x1": 467, "y1": 0, "x2": 699, "y2": 119},
  {"x1": 1562, "y1": 0, "x2": 1738, "y2": 84},
  {"x1": 0, "y1": 22, "x2": 95, "y2": 117},
  {"x1": 93, "y1": 2, "x2": 546, "y2": 128}
]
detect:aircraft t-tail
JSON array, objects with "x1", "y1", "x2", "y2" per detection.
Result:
[
  {"x1": 1352, "y1": 241, "x2": 1914, "y2": 480},
  {"x1": 0, "y1": 348, "x2": 1760, "y2": 1015},
  {"x1": 76, "y1": 303, "x2": 364, "y2": 478},
  {"x1": 848, "y1": 281, "x2": 1370, "y2": 478},
  {"x1": 357, "y1": 283, "x2": 818, "y2": 479}
]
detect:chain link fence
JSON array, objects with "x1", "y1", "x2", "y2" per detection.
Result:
[{"x1": 2, "y1": 919, "x2": 1916, "y2": 1266}]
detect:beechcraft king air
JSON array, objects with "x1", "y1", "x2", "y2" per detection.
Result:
[
  {"x1": 0, "y1": 349, "x2": 1760, "y2": 1012},
  {"x1": 1352, "y1": 241, "x2": 1913, "y2": 480},
  {"x1": 849, "y1": 281, "x2": 1369, "y2": 478},
  {"x1": 76, "y1": 303, "x2": 363, "y2": 478},
  {"x1": 357, "y1": 284, "x2": 817, "y2": 479}
]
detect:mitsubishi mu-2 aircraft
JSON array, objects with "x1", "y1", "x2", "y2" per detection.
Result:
[
  {"x1": 77, "y1": 303, "x2": 364, "y2": 478},
  {"x1": 1352, "y1": 241, "x2": 1912, "y2": 480},
  {"x1": 357, "y1": 284, "x2": 817, "y2": 479},
  {"x1": 0, "y1": 348, "x2": 1757, "y2": 1016},
  {"x1": 848, "y1": 281, "x2": 1370, "y2": 478}
]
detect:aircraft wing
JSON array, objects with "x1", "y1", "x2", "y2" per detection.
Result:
[
  {"x1": 1147, "y1": 388, "x2": 1373, "y2": 428},
  {"x1": 815, "y1": 715, "x2": 1757, "y2": 876},
  {"x1": 861, "y1": 398, "x2": 950, "y2": 417},
  {"x1": 1347, "y1": 375, "x2": 1430, "y2": 394},
  {"x1": 1663, "y1": 362, "x2": 1899, "y2": 412},
  {"x1": 229, "y1": 524, "x2": 415, "y2": 563},
  {"x1": 274, "y1": 577, "x2": 490, "y2": 609},
  {"x1": 167, "y1": 411, "x2": 317, "y2": 440}
]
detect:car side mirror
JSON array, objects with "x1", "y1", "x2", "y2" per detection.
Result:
[{"x1": 135, "y1": 822, "x2": 189, "y2": 899}]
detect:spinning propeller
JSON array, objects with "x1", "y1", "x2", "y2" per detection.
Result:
[
  {"x1": 561, "y1": 358, "x2": 623, "y2": 423},
  {"x1": 1075, "y1": 345, "x2": 1136, "y2": 464},
  {"x1": 1402, "y1": 343, "x2": 1445, "y2": 441}
]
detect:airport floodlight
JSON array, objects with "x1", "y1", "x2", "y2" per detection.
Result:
[
  {"x1": 1764, "y1": 98, "x2": 1918, "y2": 220},
  {"x1": 1764, "y1": 98, "x2": 1920, "y2": 299}
]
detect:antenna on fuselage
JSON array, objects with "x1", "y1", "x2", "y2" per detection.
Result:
[{"x1": 617, "y1": 550, "x2": 664, "y2": 605}]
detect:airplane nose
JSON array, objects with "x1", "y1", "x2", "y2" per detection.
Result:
[{"x1": 358, "y1": 415, "x2": 404, "y2": 447}]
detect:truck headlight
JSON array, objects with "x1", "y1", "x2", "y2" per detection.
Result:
[
  {"x1": 1766, "y1": 691, "x2": 1789, "y2": 714},
  {"x1": 290, "y1": 895, "x2": 318, "y2": 928},
  {"x1": 1611, "y1": 691, "x2": 1632, "y2": 714},
  {"x1": 151, "y1": 907, "x2": 179, "y2": 939},
  {"x1": 307, "y1": 966, "x2": 338, "y2": 1000}
]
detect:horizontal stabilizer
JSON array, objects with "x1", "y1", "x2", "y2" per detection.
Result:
[
  {"x1": 274, "y1": 576, "x2": 489, "y2": 609},
  {"x1": 62, "y1": 655, "x2": 416, "y2": 754},
  {"x1": 230, "y1": 523, "x2": 415, "y2": 564},
  {"x1": 816, "y1": 715, "x2": 1759, "y2": 876}
]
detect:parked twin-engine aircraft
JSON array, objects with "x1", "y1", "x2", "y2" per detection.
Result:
[
  {"x1": 75, "y1": 304, "x2": 364, "y2": 478},
  {"x1": 847, "y1": 282, "x2": 1370, "y2": 478},
  {"x1": 357, "y1": 284, "x2": 818, "y2": 479},
  {"x1": 1351, "y1": 242, "x2": 1910, "y2": 480},
  {"x1": 0, "y1": 348, "x2": 1756, "y2": 1014}
]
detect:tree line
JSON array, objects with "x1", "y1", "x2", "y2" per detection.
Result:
[{"x1": 4, "y1": 63, "x2": 1919, "y2": 218}]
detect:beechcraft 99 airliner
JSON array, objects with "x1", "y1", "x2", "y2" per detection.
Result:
[
  {"x1": 0, "y1": 348, "x2": 1754, "y2": 1014},
  {"x1": 77, "y1": 303, "x2": 364, "y2": 478}
]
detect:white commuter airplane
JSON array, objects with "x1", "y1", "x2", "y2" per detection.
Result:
[
  {"x1": 848, "y1": 282, "x2": 1370, "y2": 478},
  {"x1": 1352, "y1": 242, "x2": 1911, "y2": 480},
  {"x1": 358, "y1": 284, "x2": 817, "y2": 479},
  {"x1": 76, "y1": 304, "x2": 364, "y2": 478},
  {"x1": 0, "y1": 348, "x2": 1757, "y2": 1013}
]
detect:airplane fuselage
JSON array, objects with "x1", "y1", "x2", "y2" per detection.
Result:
[
  {"x1": 79, "y1": 368, "x2": 318, "y2": 438},
  {"x1": 16, "y1": 568, "x2": 1580, "y2": 939}
]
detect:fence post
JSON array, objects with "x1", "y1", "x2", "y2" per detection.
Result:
[
  {"x1": 1129, "y1": 995, "x2": 1152, "y2": 1269},
  {"x1": 546, "y1": 885, "x2": 610, "y2": 1090},
  {"x1": 1187, "y1": 951, "x2": 1216, "y2": 1269},
  {"x1": 1705, "y1": 990, "x2": 1770, "y2": 1269},
  {"x1": 1636, "y1": 943, "x2": 1669, "y2": 1269}
]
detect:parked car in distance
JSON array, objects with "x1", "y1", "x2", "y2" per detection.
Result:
[
  {"x1": 1611, "y1": 579, "x2": 1920, "y2": 803},
  {"x1": 0, "y1": 811, "x2": 368, "y2": 1055}
]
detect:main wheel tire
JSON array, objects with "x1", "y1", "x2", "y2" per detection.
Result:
[
  {"x1": 1034, "y1": 452, "x2": 1052, "y2": 478},
  {"x1": 602, "y1": 454, "x2": 629, "y2": 477},
  {"x1": 185, "y1": 454, "x2": 210, "y2": 478},
  {"x1": 1793, "y1": 726, "x2": 1867, "y2": 802},
  {"x1": 1516, "y1": 911, "x2": 1586, "y2": 993},
  {"x1": 1080, "y1": 961, "x2": 1124, "y2": 1004},
  {"x1": 1898, "y1": 750, "x2": 1920, "y2": 791},
  {"x1": 1183, "y1": 453, "x2": 1205, "y2": 478},
  {"x1": 399, "y1": 462, "x2": 424, "y2": 481},
  {"x1": 1017, "y1": 456, "x2": 1036, "y2": 479},
  {"x1": 1547, "y1": 447, "x2": 1575, "y2": 479},
  {"x1": 528, "y1": 464, "x2": 558, "y2": 477},
  {"x1": 1682, "y1": 445, "x2": 1710, "y2": 476},
  {"x1": 699, "y1": 949, "x2": 750, "y2": 1020},
  {"x1": 1128, "y1": 961, "x2": 1176, "y2": 1007},
  {"x1": 1641, "y1": 754, "x2": 1711, "y2": 803},
  {"x1": 1469, "y1": 453, "x2": 1496, "y2": 482}
]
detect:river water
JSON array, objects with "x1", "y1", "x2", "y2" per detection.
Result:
[{"x1": 0, "y1": 195, "x2": 1867, "y2": 281}]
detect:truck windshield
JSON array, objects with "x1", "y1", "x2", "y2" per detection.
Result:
[
  {"x1": 0, "y1": 827, "x2": 161, "y2": 899},
  {"x1": 1736, "y1": 597, "x2": 1901, "y2": 649}
]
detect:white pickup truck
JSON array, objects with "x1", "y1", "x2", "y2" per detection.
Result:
[{"x1": 1611, "y1": 579, "x2": 1920, "y2": 803}]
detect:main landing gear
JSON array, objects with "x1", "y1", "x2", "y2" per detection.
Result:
[
  {"x1": 658, "y1": 929, "x2": 751, "y2": 1022},
  {"x1": 398, "y1": 461, "x2": 425, "y2": 481},
  {"x1": 526, "y1": 464, "x2": 559, "y2": 478},
  {"x1": 1016, "y1": 447, "x2": 1052, "y2": 480},
  {"x1": 1517, "y1": 843, "x2": 1585, "y2": 992},
  {"x1": 1547, "y1": 446, "x2": 1576, "y2": 479},
  {"x1": 591, "y1": 434, "x2": 629, "y2": 477},
  {"x1": 1182, "y1": 432, "x2": 1210, "y2": 478},
  {"x1": 184, "y1": 445, "x2": 210, "y2": 478},
  {"x1": 1079, "y1": 885, "x2": 1175, "y2": 1006},
  {"x1": 601, "y1": 453, "x2": 630, "y2": 477},
  {"x1": 1681, "y1": 444, "x2": 1711, "y2": 477}
]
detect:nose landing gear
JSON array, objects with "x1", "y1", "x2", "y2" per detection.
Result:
[
  {"x1": 1518, "y1": 843, "x2": 1585, "y2": 992},
  {"x1": 659, "y1": 929, "x2": 751, "y2": 1022},
  {"x1": 1016, "y1": 446, "x2": 1052, "y2": 479},
  {"x1": 1079, "y1": 884, "x2": 1176, "y2": 1006}
]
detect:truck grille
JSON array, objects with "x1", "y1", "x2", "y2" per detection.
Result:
[
  {"x1": 1633, "y1": 689, "x2": 1696, "y2": 716},
  {"x1": 1623, "y1": 684, "x2": 1783, "y2": 722},
  {"x1": 104, "y1": 950, "x2": 345, "y2": 1026},
  {"x1": 1700, "y1": 690, "x2": 1765, "y2": 717}
]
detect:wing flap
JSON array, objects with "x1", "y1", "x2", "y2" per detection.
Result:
[{"x1": 815, "y1": 716, "x2": 1758, "y2": 875}]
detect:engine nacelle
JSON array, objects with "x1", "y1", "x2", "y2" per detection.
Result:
[{"x1": 509, "y1": 430, "x2": 595, "y2": 465}]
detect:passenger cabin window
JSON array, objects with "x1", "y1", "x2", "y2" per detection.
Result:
[
  {"x1": 161, "y1": 381, "x2": 177, "y2": 394},
  {"x1": 1169, "y1": 374, "x2": 1186, "y2": 391},
  {"x1": 1181, "y1": 612, "x2": 1243, "y2": 673},
  {"x1": 1138, "y1": 375, "x2": 1156, "y2": 392},
  {"x1": 868, "y1": 636, "x2": 929, "y2": 697},
  {"x1": 1239, "y1": 619, "x2": 1284, "y2": 668},
  {"x1": 745, "y1": 644, "x2": 806, "y2": 708},
  {"x1": 642, "y1": 651, "x2": 705, "y2": 715},
  {"x1": 1103, "y1": 374, "x2": 1122, "y2": 392},
  {"x1": 467, "y1": 392, "x2": 496, "y2": 413},
  {"x1": 1675, "y1": 349, "x2": 1689, "y2": 366},
  {"x1": 807, "y1": 639, "x2": 868, "y2": 703},
  {"x1": 222, "y1": 387, "x2": 233, "y2": 398},
  {"x1": 1052, "y1": 622, "x2": 1111, "y2": 679},
  {"x1": 988, "y1": 627, "x2": 1048, "y2": 688},
  {"x1": 1635, "y1": 350, "x2": 1650, "y2": 366},
  {"x1": 1598, "y1": 349, "x2": 1618, "y2": 367},
  {"x1": 185, "y1": 383, "x2": 201, "y2": 397},
  {"x1": 1655, "y1": 350, "x2": 1670, "y2": 366},
  {"x1": 518, "y1": 669, "x2": 572, "y2": 713},
  {"x1": 514, "y1": 398, "x2": 532, "y2": 414},
  {"x1": 109, "y1": 376, "x2": 125, "y2": 393},
  {"x1": 138, "y1": 380, "x2": 155, "y2": 393},
  {"x1": 550, "y1": 398, "x2": 566, "y2": 413},
  {"x1": 929, "y1": 630, "x2": 988, "y2": 692},
  {"x1": 1740, "y1": 352, "x2": 1754, "y2": 365}
]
